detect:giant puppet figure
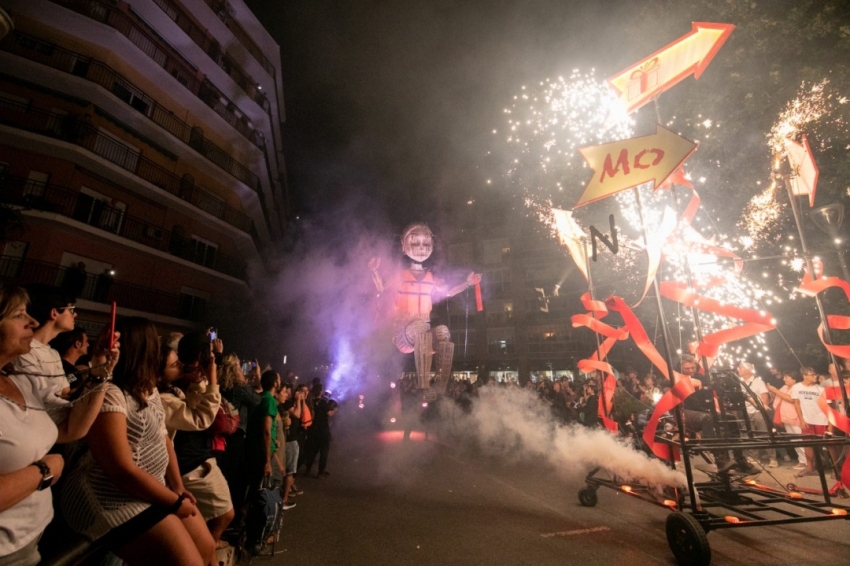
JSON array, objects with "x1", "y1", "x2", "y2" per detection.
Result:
[{"x1": 369, "y1": 222, "x2": 481, "y2": 392}]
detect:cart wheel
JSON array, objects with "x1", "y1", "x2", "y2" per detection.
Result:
[
  {"x1": 578, "y1": 487, "x2": 598, "y2": 507},
  {"x1": 786, "y1": 483, "x2": 797, "y2": 491},
  {"x1": 666, "y1": 512, "x2": 711, "y2": 566}
]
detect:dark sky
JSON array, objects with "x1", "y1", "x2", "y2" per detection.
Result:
[{"x1": 247, "y1": 0, "x2": 643, "y2": 223}]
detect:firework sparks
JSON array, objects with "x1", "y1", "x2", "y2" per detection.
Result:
[
  {"x1": 492, "y1": 72, "x2": 781, "y2": 368},
  {"x1": 743, "y1": 79, "x2": 848, "y2": 244},
  {"x1": 499, "y1": 69, "x2": 634, "y2": 212}
]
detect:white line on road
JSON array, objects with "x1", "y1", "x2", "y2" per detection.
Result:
[{"x1": 540, "y1": 526, "x2": 611, "y2": 538}]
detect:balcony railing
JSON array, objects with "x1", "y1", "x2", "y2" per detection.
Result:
[
  {"x1": 46, "y1": 0, "x2": 266, "y2": 160},
  {"x1": 151, "y1": 0, "x2": 271, "y2": 113},
  {"x1": 0, "y1": 94, "x2": 254, "y2": 235},
  {"x1": 0, "y1": 255, "x2": 207, "y2": 321},
  {"x1": 197, "y1": 0, "x2": 276, "y2": 79},
  {"x1": 1, "y1": 31, "x2": 264, "y2": 188},
  {"x1": 0, "y1": 174, "x2": 247, "y2": 279}
]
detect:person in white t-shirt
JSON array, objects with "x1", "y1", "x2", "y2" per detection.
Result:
[
  {"x1": 738, "y1": 362, "x2": 773, "y2": 465},
  {"x1": 790, "y1": 367, "x2": 830, "y2": 477},
  {"x1": 11, "y1": 285, "x2": 78, "y2": 422}
]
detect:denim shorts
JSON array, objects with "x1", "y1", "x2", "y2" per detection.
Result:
[{"x1": 285, "y1": 440, "x2": 299, "y2": 475}]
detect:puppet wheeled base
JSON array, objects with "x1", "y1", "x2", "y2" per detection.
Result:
[
  {"x1": 578, "y1": 433, "x2": 850, "y2": 565},
  {"x1": 665, "y1": 512, "x2": 710, "y2": 566},
  {"x1": 578, "y1": 486, "x2": 598, "y2": 507}
]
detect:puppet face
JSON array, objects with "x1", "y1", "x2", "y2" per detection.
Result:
[{"x1": 402, "y1": 225, "x2": 433, "y2": 263}]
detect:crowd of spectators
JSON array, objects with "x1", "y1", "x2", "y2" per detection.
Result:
[{"x1": 0, "y1": 282, "x2": 336, "y2": 565}]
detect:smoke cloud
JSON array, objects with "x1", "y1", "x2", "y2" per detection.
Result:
[
  {"x1": 267, "y1": 195, "x2": 405, "y2": 400},
  {"x1": 438, "y1": 385, "x2": 686, "y2": 487}
]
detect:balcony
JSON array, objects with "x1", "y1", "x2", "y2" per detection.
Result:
[
  {"x1": 1, "y1": 174, "x2": 247, "y2": 279},
  {"x1": 151, "y1": 0, "x2": 272, "y2": 113},
  {"x1": 2, "y1": 32, "x2": 263, "y2": 190},
  {"x1": 197, "y1": 0, "x2": 276, "y2": 79},
  {"x1": 0, "y1": 94, "x2": 254, "y2": 235},
  {"x1": 46, "y1": 0, "x2": 265, "y2": 167},
  {"x1": 0, "y1": 255, "x2": 208, "y2": 322}
]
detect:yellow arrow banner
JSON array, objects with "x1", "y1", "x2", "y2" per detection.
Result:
[
  {"x1": 575, "y1": 125, "x2": 697, "y2": 208},
  {"x1": 608, "y1": 22, "x2": 734, "y2": 115}
]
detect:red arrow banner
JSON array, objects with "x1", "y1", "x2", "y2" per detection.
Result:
[{"x1": 608, "y1": 22, "x2": 734, "y2": 115}]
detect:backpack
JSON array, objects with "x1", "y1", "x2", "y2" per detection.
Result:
[{"x1": 244, "y1": 479, "x2": 282, "y2": 553}]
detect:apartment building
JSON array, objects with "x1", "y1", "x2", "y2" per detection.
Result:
[
  {"x1": 0, "y1": 0, "x2": 288, "y2": 337},
  {"x1": 443, "y1": 208, "x2": 599, "y2": 384}
]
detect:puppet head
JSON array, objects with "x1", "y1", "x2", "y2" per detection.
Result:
[{"x1": 401, "y1": 222, "x2": 434, "y2": 263}]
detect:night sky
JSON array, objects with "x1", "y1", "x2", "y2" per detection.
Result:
[{"x1": 248, "y1": 0, "x2": 644, "y2": 222}]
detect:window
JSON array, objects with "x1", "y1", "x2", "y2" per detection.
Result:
[
  {"x1": 72, "y1": 187, "x2": 126, "y2": 234},
  {"x1": 448, "y1": 242, "x2": 473, "y2": 266},
  {"x1": 527, "y1": 325, "x2": 571, "y2": 354},
  {"x1": 178, "y1": 287, "x2": 209, "y2": 321},
  {"x1": 483, "y1": 269, "x2": 511, "y2": 297},
  {"x1": 23, "y1": 171, "x2": 49, "y2": 198},
  {"x1": 487, "y1": 327, "x2": 516, "y2": 355},
  {"x1": 189, "y1": 235, "x2": 218, "y2": 269},
  {"x1": 480, "y1": 238, "x2": 509, "y2": 265},
  {"x1": 111, "y1": 81, "x2": 151, "y2": 116},
  {"x1": 0, "y1": 241, "x2": 28, "y2": 278},
  {"x1": 486, "y1": 300, "x2": 513, "y2": 324}
]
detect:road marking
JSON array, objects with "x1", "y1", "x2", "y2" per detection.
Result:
[{"x1": 541, "y1": 526, "x2": 611, "y2": 538}]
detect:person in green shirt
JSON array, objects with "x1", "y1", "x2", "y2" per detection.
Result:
[{"x1": 246, "y1": 370, "x2": 280, "y2": 489}]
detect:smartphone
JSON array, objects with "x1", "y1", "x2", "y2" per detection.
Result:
[
  {"x1": 108, "y1": 301, "x2": 117, "y2": 350},
  {"x1": 251, "y1": 360, "x2": 258, "y2": 369},
  {"x1": 209, "y1": 327, "x2": 217, "y2": 342}
]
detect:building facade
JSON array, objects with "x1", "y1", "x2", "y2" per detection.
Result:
[
  {"x1": 0, "y1": 0, "x2": 287, "y2": 337},
  {"x1": 442, "y1": 209, "x2": 600, "y2": 385}
]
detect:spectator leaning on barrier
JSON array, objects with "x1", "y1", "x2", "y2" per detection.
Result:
[
  {"x1": 60, "y1": 317, "x2": 215, "y2": 566},
  {"x1": 158, "y1": 333, "x2": 234, "y2": 547},
  {"x1": 0, "y1": 283, "x2": 118, "y2": 566}
]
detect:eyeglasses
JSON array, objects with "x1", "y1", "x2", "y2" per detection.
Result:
[{"x1": 59, "y1": 306, "x2": 76, "y2": 313}]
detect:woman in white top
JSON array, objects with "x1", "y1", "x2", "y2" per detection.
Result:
[
  {"x1": 61, "y1": 317, "x2": 215, "y2": 566},
  {"x1": 0, "y1": 284, "x2": 117, "y2": 565}
]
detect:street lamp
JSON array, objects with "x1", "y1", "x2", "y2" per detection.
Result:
[{"x1": 810, "y1": 203, "x2": 850, "y2": 282}]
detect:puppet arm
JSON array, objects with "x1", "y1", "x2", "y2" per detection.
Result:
[
  {"x1": 368, "y1": 257, "x2": 385, "y2": 294},
  {"x1": 446, "y1": 272, "x2": 481, "y2": 298}
]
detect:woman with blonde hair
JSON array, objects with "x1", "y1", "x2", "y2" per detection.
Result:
[{"x1": 0, "y1": 283, "x2": 117, "y2": 565}]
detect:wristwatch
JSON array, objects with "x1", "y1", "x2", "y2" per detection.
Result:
[{"x1": 32, "y1": 460, "x2": 53, "y2": 491}]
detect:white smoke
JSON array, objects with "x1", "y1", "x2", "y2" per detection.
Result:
[{"x1": 453, "y1": 385, "x2": 686, "y2": 487}]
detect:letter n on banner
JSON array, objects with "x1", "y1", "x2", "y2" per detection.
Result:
[{"x1": 590, "y1": 214, "x2": 619, "y2": 262}]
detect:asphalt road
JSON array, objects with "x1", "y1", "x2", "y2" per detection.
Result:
[{"x1": 270, "y1": 413, "x2": 850, "y2": 566}]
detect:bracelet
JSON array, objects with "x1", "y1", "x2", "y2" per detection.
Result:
[
  {"x1": 168, "y1": 493, "x2": 186, "y2": 514},
  {"x1": 86, "y1": 372, "x2": 112, "y2": 386}
]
